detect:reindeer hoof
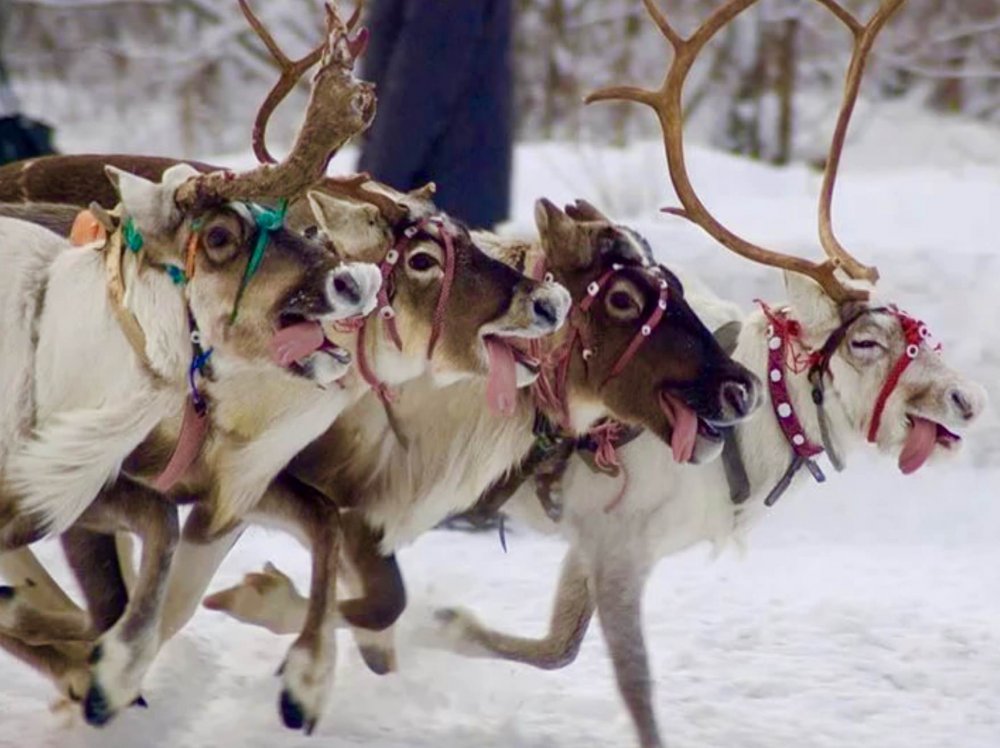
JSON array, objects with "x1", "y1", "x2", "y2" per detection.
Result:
[
  {"x1": 434, "y1": 607, "x2": 459, "y2": 624},
  {"x1": 358, "y1": 645, "x2": 396, "y2": 676},
  {"x1": 83, "y1": 683, "x2": 114, "y2": 727},
  {"x1": 279, "y1": 689, "x2": 307, "y2": 732}
]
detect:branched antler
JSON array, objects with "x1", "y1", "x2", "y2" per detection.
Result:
[
  {"x1": 817, "y1": 0, "x2": 907, "y2": 284},
  {"x1": 176, "y1": 1, "x2": 374, "y2": 211},
  {"x1": 587, "y1": 0, "x2": 907, "y2": 302}
]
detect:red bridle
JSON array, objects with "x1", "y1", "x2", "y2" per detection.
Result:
[
  {"x1": 764, "y1": 302, "x2": 933, "y2": 447},
  {"x1": 865, "y1": 308, "x2": 931, "y2": 443},
  {"x1": 339, "y1": 216, "x2": 458, "y2": 405},
  {"x1": 532, "y1": 263, "x2": 671, "y2": 428}
]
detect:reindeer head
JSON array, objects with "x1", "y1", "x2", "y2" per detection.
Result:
[
  {"x1": 306, "y1": 190, "x2": 570, "y2": 413},
  {"x1": 785, "y1": 273, "x2": 985, "y2": 474},
  {"x1": 584, "y1": 0, "x2": 988, "y2": 469},
  {"x1": 536, "y1": 199, "x2": 761, "y2": 464},
  {"x1": 106, "y1": 164, "x2": 381, "y2": 384}
]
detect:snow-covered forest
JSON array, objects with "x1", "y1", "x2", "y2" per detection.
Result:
[{"x1": 4, "y1": 0, "x2": 1000, "y2": 158}]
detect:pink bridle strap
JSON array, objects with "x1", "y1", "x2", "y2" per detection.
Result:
[
  {"x1": 354, "y1": 318, "x2": 397, "y2": 406},
  {"x1": 425, "y1": 218, "x2": 457, "y2": 359},
  {"x1": 350, "y1": 215, "x2": 459, "y2": 405},
  {"x1": 602, "y1": 280, "x2": 670, "y2": 386},
  {"x1": 866, "y1": 309, "x2": 928, "y2": 443}
]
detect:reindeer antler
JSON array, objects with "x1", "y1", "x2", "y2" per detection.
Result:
[
  {"x1": 815, "y1": 0, "x2": 907, "y2": 284},
  {"x1": 176, "y1": 1, "x2": 374, "y2": 211},
  {"x1": 587, "y1": 0, "x2": 905, "y2": 302}
]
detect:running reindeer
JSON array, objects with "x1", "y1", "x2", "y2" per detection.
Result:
[
  {"x1": 0, "y1": 0, "x2": 570, "y2": 729},
  {"x1": 0, "y1": 0, "x2": 385, "y2": 724},
  {"x1": 204, "y1": 1, "x2": 985, "y2": 746}
]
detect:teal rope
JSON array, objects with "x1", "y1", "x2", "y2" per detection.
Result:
[
  {"x1": 123, "y1": 218, "x2": 144, "y2": 253},
  {"x1": 229, "y1": 198, "x2": 288, "y2": 324}
]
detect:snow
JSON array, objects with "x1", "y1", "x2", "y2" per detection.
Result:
[{"x1": 2, "y1": 110, "x2": 999, "y2": 747}]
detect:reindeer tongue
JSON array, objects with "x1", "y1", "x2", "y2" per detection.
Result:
[
  {"x1": 485, "y1": 336, "x2": 518, "y2": 417},
  {"x1": 270, "y1": 321, "x2": 326, "y2": 367},
  {"x1": 659, "y1": 392, "x2": 698, "y2": 464},
  {"x1": 899, "y1": 416, "x2": 938, "y2": 475}
]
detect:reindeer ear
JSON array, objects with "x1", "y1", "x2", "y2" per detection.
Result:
[
  {"x1": 784, "y1": 270, "x2": 840, "y2": 335},
  {"x1": 307, "y1": 190, "x2": 389, "y2": 260},
  {"x1": 105, "y1": 163, "x2": 198, "y2": 236},
  {"x1": 565, "y1": 199, "x2": 609, "y2": 223},
  {"x1": 535, "y1": 198, "x2": 588, "y2": 269}
]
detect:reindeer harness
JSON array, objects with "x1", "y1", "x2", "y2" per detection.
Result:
[
  {"x1": 75, "y1": 200, "x2": 292, "y2": 493},
  {"x1": 347, "y1": 215, "x2": 459, "y2": 410},
  {"x1": 486, "y1": 259, "x2": 673, "y2": 519},
  {"x1": 726, "y1": 302, "x2": 933, "y2": 507}
]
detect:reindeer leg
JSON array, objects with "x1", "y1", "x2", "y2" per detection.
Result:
[
  {"x1": 61, "y1": 528, "x2": 129, "y2": 633},
  {"x1": 0, "y1": 631, "x2": 91, "y2": 702},
  {"x1": 251, "y1": 476, "x2": 342, "y2": 735},
  {"x1": 338, "y1": 513, "x2": 405, "y2": 676},
  {"x1": 0, "y1": 547, "x2": 82, "y2": 613},
  {"x1": 0, "y1": 583, "x2": 95, "y2": 645},
  {"x1": 79, "y1": 478, "x2": 179, "y2": 727},
  {"x1": 158, "y1": 504, "x2": 245, "y2": 642},
  {"x1": 592, "y1": 558, "x2": 662, "y2": 748},
  {"x1": 435, "y1": 547, "x2": 594, "y2": 670}
]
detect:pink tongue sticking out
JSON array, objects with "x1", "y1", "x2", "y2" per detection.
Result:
[
  {"x1": 898, "y1": 416, "x2": 938, "y2": 475},
  {"x1": 659, "y1": 393, "x2": 698, "y2": 464},
  {"x1": 485, "y1": 336, "x2": 518, "y2": 417},
  {"x1": 269, "y1": 321, "x2": 326, "y2": 367}
]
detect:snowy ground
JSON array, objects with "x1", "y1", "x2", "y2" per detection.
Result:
[{"x1": 2, "y1": 112, "x2": 999, "y2": 747}]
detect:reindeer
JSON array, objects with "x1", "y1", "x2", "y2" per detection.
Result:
[
  {"x1": 0, "y1": 0, "x2": 572, "y2": 727},
  {"x1": 199, "y1": 1, "x2": 987, "y2": 746},
  {"x1": 0, "y1": 0, "x2": 385, "y2": 724}
]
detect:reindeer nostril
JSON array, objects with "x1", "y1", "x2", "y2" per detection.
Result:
[
  {"x1": 951, "y1": 389, "x2": 974, "y2": 420},
  {"x1": 331, "y1": 271, "x2": 361, "y2": 306},
  {"x1": 721, "y1": 381, "x2": 752, "y2": 420},
  {"x1": 533, "y1": 297, "x2": 558, "y2": 328}
]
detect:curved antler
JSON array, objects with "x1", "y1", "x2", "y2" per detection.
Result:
[
  {"x1": 815, "y1": 0, "x2": 907, "y2": 284},
  {"x1": 588, "y1": 0, "x2": 904, "y2": 303},
  {"x1": 176, "y1": 1, "x2": 375, "y2": 212},
  {"x1": 239, "y1": 0, "x2": 369, "y2": 165}
]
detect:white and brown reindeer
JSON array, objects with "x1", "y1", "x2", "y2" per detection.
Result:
[
  {"x1": 0, "y1": 2, "x2": 572, "y2": 728},
  {"x1": 201, "y1": 1, "x2": 986, "y2": 746},
  {"x1": 0, "y1": 0, "x2": 388, "y2": 725}
]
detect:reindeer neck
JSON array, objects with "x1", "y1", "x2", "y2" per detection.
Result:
[{"x1": 732, "y1": 309, "x2": 857, "y2": 508}]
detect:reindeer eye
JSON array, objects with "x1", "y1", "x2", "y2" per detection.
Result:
[
  {"x1": 609, "y1": 291, "x2": 634, "y2": 311},
  {"x1": 205, "y1": 226, "x2": 232, "y2": 249},
  {"x1": 850, "y1": 339, "x2": 880, "y2": 350},
  {"x1": 407, "y1": 252, "x2": 438, "y2": 272}
]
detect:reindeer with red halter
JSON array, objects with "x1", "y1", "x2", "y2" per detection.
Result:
[{"x1": 199, "y1": 1, "x2": 985, "y2": 745}]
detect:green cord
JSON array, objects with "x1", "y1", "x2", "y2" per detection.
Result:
[
  {"x1": 229, "y1": 198, "x2": 289, "y2": 325},
  {"x1": 123, "y1": 218, "x2": 144, "y2": 253}
]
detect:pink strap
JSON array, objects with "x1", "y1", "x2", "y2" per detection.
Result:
[
  {"x1": 867, "y1": 310, "x2": 925, "y2": 443},
  {"x1": 152, "y1": 398, "x2": 209, "y2": 493},
  {"x1": 355, "y1": 319, "x2": 397, "y2": 406},
  {"x1": 426, "y1": 221, "x2": 457, "y2": 359},
  {"x1": 603, "y1": 284, "x2": 669, "y2": 386}
]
